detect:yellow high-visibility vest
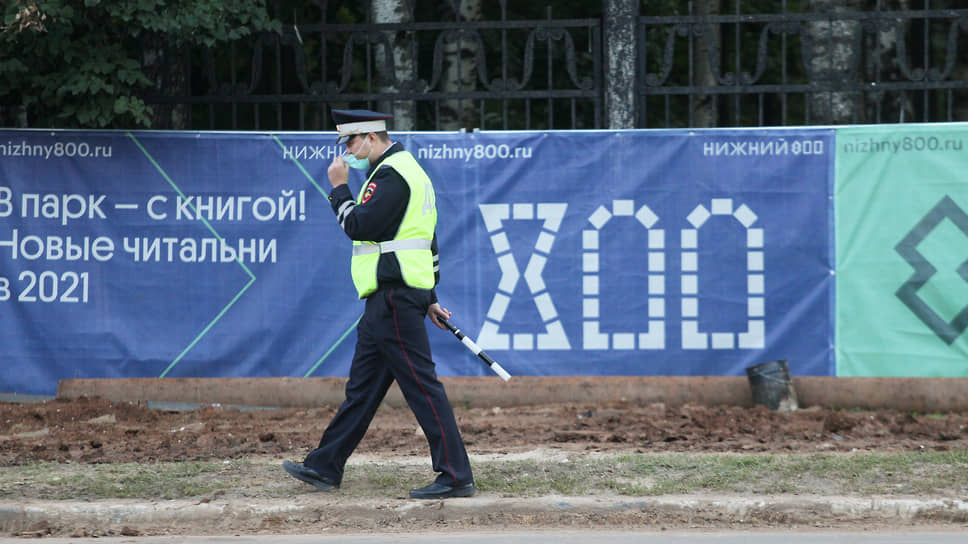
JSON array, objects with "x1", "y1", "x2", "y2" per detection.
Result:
[{"x1": 350, "y1": 151, "x2": 437, "y2": 298}]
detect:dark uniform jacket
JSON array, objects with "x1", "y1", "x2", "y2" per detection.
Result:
[{"x1": 327, "y1": 142, "x2": 439, "y2": 301}]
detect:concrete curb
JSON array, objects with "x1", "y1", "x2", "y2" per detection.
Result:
[
  {"x1": 56, "y1": 376, "x2": 968, "y2": 412},
  {"x1": 3, "y1": 495, "x2": 967, "y2": 535}
]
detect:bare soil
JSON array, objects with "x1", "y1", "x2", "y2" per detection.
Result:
[
  {"x1": 2, "y1": 397, "x2": 967, "y2": 465},
  {"x1": 2, "y1": 396, "x2": 967, "y2": 537}
]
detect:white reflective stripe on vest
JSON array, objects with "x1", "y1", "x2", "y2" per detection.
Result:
[{"x1": 352, "y1": 238, "x2": 433, "y2": 256}]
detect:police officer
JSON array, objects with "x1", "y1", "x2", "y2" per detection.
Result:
[{"x1": 282, "y1": 110, "x2": 476, "y2": 500}]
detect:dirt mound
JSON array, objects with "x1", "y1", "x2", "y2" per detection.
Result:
[{"x1": 2, "y1": 397, "x2": 966, "y2": 465}]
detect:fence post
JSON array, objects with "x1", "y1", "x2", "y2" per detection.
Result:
[{"x1": 603, "y1": 0, "x2": 637, "y2": 128}]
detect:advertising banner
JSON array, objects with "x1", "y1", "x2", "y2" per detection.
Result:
[
  {"x1": 0, "y1": 129, "x2": 835, "y2": 395},
  {"x1": 836, "y1": 124, "x2": 968, "y2": 376}
]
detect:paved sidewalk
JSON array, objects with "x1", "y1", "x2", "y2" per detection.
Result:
[{"x1": 4, "y1": 494, "x2": 968, "y2": 537}]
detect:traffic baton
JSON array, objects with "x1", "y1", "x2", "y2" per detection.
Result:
[{"x1": 441, "y1": 319, "x2": 512, "y2": 381}]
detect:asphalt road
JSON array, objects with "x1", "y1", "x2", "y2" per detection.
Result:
[{"x1": 2, "y1": 532, "x2": 966, "y2": 544}]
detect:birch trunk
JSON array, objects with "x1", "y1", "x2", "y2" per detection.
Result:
[
  {"x1": 438, "y1": 0, "x2": 480, "y2": 130},
  {"x1": 371, "y1": 0, "x2": 416, "y2": 129},
  {"x1": 804, "y1": 0, "x2": 864, "y2": 124}
]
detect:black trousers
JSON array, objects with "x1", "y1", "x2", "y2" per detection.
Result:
[{"x1": 303, "y1": 286, "x2": 473, "y2": 487}]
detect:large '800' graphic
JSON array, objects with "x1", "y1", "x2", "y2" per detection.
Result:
[{"x1": 477, "y1": 198, "x2": 766, "y2": 351}]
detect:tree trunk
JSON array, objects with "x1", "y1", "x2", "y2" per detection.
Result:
[
  {"x1": 804, "y1": 0, "x2": 864, "y2": 124},
  {"x1": 438, "y1": 0, "x2": 480, "y2": 131},
  {"x1": 0, "y1": 105, "x2": 27, "y2": 128},
  {"x1": 371, "y1": 0, "x2": 416, "y2": 130},
  {"x1": 692, "y1": 0, "x2": 720, "y2": 127},
  {"x1": 603, "y1": 0, "x2": 636, "y2": 129},
  {"x1": 862, "y1": 0, "x2": 914, "y2": 123},
  {"x1": 143, "y1": 38, "x2": 189, "y2": 130}
]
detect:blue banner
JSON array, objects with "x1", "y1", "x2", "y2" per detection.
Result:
[{"x1": 0, "y1": 129, "x2": 834, "y2": 395}]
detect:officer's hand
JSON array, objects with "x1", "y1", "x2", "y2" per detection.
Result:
[
  {"x1": 328, "y1": 156, "x2": 349, "y2": 187},
  {"x1": 427, "y1": 303, "x2": 452, "y2": 330}
]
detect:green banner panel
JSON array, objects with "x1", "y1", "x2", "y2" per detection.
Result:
[{"x1": 836, "y1": 124, "x2": 968, "y2": 376}]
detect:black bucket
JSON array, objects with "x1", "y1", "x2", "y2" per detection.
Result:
[{"x1": 745, "y1": 359, "x2": 799, "y2": 411}]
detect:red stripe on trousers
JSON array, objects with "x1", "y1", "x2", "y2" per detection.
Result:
[{"x1": 388, "y1": 289, "x2": 456, "y2": 486}]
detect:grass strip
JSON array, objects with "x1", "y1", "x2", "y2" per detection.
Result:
[{"x1": 2, "y1": 451, "x2": 966, "y2": 501}]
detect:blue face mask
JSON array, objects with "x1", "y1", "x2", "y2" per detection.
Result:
[
  {"x1": 343, "y1": 136, "x2": 371, "y2": 169},
  {"x1": 342, "y1": 153, "x2": 370, "y2": 170}
]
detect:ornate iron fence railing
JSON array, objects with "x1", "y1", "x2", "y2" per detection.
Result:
[
  {"x1": 638, "y1": 9, "x2": 968, "y2": 128},
  {"x1": 142, "y1": 4, "x2": 968, "y2": 131},
  {"x1": 145, "y1": 5, "x2": 601, "y2": 132}
]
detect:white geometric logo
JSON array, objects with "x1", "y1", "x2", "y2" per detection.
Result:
[
  {"x1": 583, "y1": 199, "x2": 666, "y2": 350},
  {"x1": 681, "y1": 198, "x2": 765, "y2": 349},
  {"x1": 477, "y1": 203, "x2": 571, "y2": 350}
]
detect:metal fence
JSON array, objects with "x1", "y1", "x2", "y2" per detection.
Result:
[
  {"x1": 144, "y1": 3, "x2": 968, "y2": 131},
  {"x1": 639, "y1": 8, "x2": 968, "y2": 128}
]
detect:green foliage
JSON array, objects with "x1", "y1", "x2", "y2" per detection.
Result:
[{"x1": 0, "y1": 0, "x2": 280, "y2": 128}]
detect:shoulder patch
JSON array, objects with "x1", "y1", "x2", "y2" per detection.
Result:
[{"x1": 361, "y1": 182, "x2": 378, "y2": 203}]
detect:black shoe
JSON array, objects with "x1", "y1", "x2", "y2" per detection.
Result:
[
  {"x1": 282, "y1": 460, "x2": 339, "y2": 492},
  {"x1": 409, "y1": 481, "x2": 476, "y2": 499}
]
